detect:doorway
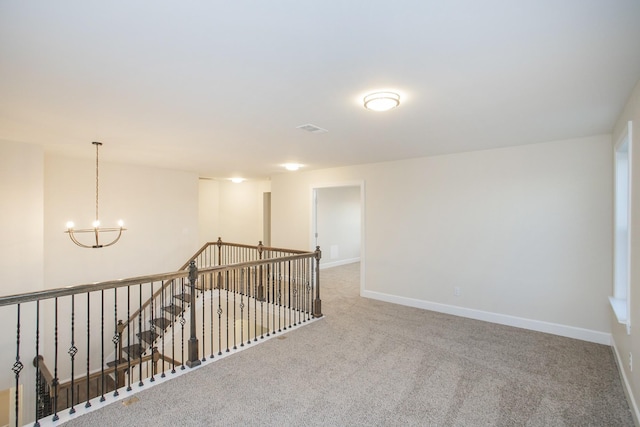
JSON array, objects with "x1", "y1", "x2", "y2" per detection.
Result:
[{"x1": 312, "y1": 184, "x2": 363, "y2": 269}]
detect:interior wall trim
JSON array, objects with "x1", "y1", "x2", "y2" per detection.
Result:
[
  {"x1": 362, "y1": 290, "x2": 611, "y2": 345},
  {"x1": 611, "y1": 338, "x2": 640, "y2": 425}
]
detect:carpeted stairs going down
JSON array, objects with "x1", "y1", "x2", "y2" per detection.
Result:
[{"x1": 65, "y1": 262, "x2": 634, "y2": 426}]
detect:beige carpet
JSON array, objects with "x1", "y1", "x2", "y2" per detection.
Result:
[{"x1": 62, "y1": 262, "x2": 634, "y2": 426}]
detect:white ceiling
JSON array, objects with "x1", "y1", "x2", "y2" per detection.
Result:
[{"x1": 1, "y1": 1, "x2": 640, "y2": 180}]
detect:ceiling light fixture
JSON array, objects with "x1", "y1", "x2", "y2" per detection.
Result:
[
  {"x1": 65, "y1": 142, "x2": 126, "y2": 248},
  {"x1": 230, "y1": 177, "x2": 245, "y2": 183},
  {"x1": 363, "y1": 91, "x2": 400, "y2": 112},
  {"x1": 284, "y1": 163, "x2": 302, "y2": 171}
]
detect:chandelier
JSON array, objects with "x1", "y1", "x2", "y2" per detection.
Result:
[{"x1": 65, "y1": 142, "x2": 126, "y2": 248}]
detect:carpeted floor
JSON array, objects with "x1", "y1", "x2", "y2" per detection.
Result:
[{"x1": 62, "y1": 262, "x2": 634, "y2": 426}]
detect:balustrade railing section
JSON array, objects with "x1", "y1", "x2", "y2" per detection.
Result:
[{"x1": 0, "y1": 239, "x2": 322, "y2": 427}]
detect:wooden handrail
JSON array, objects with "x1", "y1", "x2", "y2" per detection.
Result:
[{"x1": 0, "y1": 270, "x2": 188, "y2": 307}]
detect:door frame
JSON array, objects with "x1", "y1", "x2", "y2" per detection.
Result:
[{"x1": 310, "y1": 180, "x2": 366, "y2": 295}]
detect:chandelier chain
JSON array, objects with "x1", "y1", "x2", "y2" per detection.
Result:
[{"x1": 94, "y1": 141, "x2": 101, "y2": 223}]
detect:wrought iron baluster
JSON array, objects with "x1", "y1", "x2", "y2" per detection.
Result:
[
  {"x1": 225, "y1": 271, "x2": 230, "y2": 353},
  {"x1": 100, "y1": 290, "x2": 105, "y2": 401},
  {"x1": 273, "y1": 264, "x2": 277, "y2": 335},
  {"x1": 247, "y1": 267, "x2": 252, "y2": 344},
  {"x1": 210, "y1": 272, "x2": 215, "y2": 359},
  {"x1": 305, "y1": 260, "x2": 310, "y2": 321},
  {"x1": 302, "y1": 260, "x2": 306, "y2": 322},
  {"x1": 150, "y1": 281, "x2": 155, "y2": 382},
  {"x1": 260, "y1": 265, "x2": 265, "y2": 340},
  {"x1": 292, "y1": 262, "x2": 296, "y2": 326},
  {"x1": 293, "y1": 261, "x2": 298, "y2": 326},
  {"x1": 299, "y1": 259, "x2": 304, "y2": 323},
  {"x1": 217, "y1": 272, "x2": 223, "y2": 356},
  {"x1": 126, "y1": 286, "x2": 131, "y2": 391},
  {"x1": 53, "y1": 298, "x2": 59, "y2": 421},
  {"x1": 233, "y1": 270, "x2": 238, "y2": 350},
  {"x1": 34, "y1": 301, "x2": 40, "y2": 426},
  {"x1": 291, "y1": 261, "x2": 296, "y2": 319},
  {"x1": 85, "y1": 292, "x2": 91, "y2": 408},
  {"x1": 138, "y1": 284, "x2": 143, "y2": 387},
  {"x1": 112, "y1": 288, "x2": 119, "y2": 397},
  {"x1": 254, "y1": 267, "x2": 258, "y2": 342},
  {"x1": 240, "y1": 269, "x2": 245, "y2": 348},
  {"x1": 171, "y1": 279, "x2": 176, "y2": 374},
  {"x1": 266, "y1": 263, "x2": 271, "y2": 337},
  {"x1": 180, "y1": 279, "x2": 185, "y2": 370},
  {"x1": 202, "y1": 273, "x2": 206, "y2": 362},
  {"x1": 69, "y1": 295, "x2": 77, "y2": 414},
  {"x1": 278, "y1": 268, "x2": 282, "y2": 333},
  {"x1": 161, "y1": 280, "x2": 166, "y2": 378},
  {"x1": 285, "y1": 261, "x2": 290, "y2": 330}
]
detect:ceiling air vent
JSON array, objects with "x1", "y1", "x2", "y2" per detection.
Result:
[{"x1": 296, "y1": 124, "x2": 328, "y2": 134}]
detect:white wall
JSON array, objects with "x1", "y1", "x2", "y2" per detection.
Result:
[
  {"x1": 0, "y1": 141, "x2": 43, "y2": 421},
  {"x1": 271, "y1": 135, "x2": 613, "y2": 342},
  {"x1": 0, "y1": 141, "x2": 44, "y2": 295},
  {"x1": 215, "y1": 180, "x2": 270, "y2": 245},
  {"x1": 611, "y1": 77, "x2": 640, "y2": 423},
  {"x1": 315, "y1": 186, "x2": 361, "y2": 267},
  {"x1": 199, "y1": 178, "x2": 220, "y2": 245}
]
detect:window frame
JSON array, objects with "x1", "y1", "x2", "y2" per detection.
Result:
[{"x1": 610, "y1": 120, "x2": 632, "y2": 333}]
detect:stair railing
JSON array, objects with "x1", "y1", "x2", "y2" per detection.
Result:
[
  {"x1": 120, "y1": 238, "x2": 317, "y2": 364},
  {"x1": 0, "y1": 239, "x2": 321, "y2": 427}
]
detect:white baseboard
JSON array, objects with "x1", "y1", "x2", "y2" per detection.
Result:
[
  {"x1": 320, "y1": 257, "x2": 360, "y2": 270},
  {"x1": 611, "y1": 338, "x2": 640, "y2": 426},
  {"x1": 362, "y1": 290, "x2": 611, "y2": 345}
]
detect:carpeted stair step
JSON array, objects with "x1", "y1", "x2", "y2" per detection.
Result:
[
  {"x1": 137, "y1": 329, "x2": 158, "y2": 344},
  {"x1": 150, "y1": 317, "x2": 172, "y2": 330}
]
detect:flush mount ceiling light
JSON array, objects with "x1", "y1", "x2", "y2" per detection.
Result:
[
  {"x1": 363, "y1": 91, "x2": 400, "y2": 112},
  {"x1": 283, "y1": 163, "x2": 303, "y2": 171},
  {"x1": 65, "y1": 142, "x2": 126, "y2": 249},
  {"x1": 230, "y1": 177, "x2": 245, "y2": 183}
]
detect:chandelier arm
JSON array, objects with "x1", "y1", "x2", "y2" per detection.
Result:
[
  {"x1": 65, "y1": 227, "x2": 127, "y2": 248},
  {"x1": 100, "y1": 228, "x2": 124, "y2": 248},
  {"x1": 66, "y1": 230, "x2": 95, "y2": 249}
]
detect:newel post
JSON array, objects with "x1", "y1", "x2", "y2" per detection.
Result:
[
  {"x1": 186, "y1": 261, "x2": 201, "y2": 368},
  {"x1": 257, "y1": 241, "x2": 265, "y2": 301},
  {"x1": 216, "y1": 237, "x2": 223, "y2": 266},
  {"x1": 313, "y1": 246, "x2": 323, "y2": 318}
]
